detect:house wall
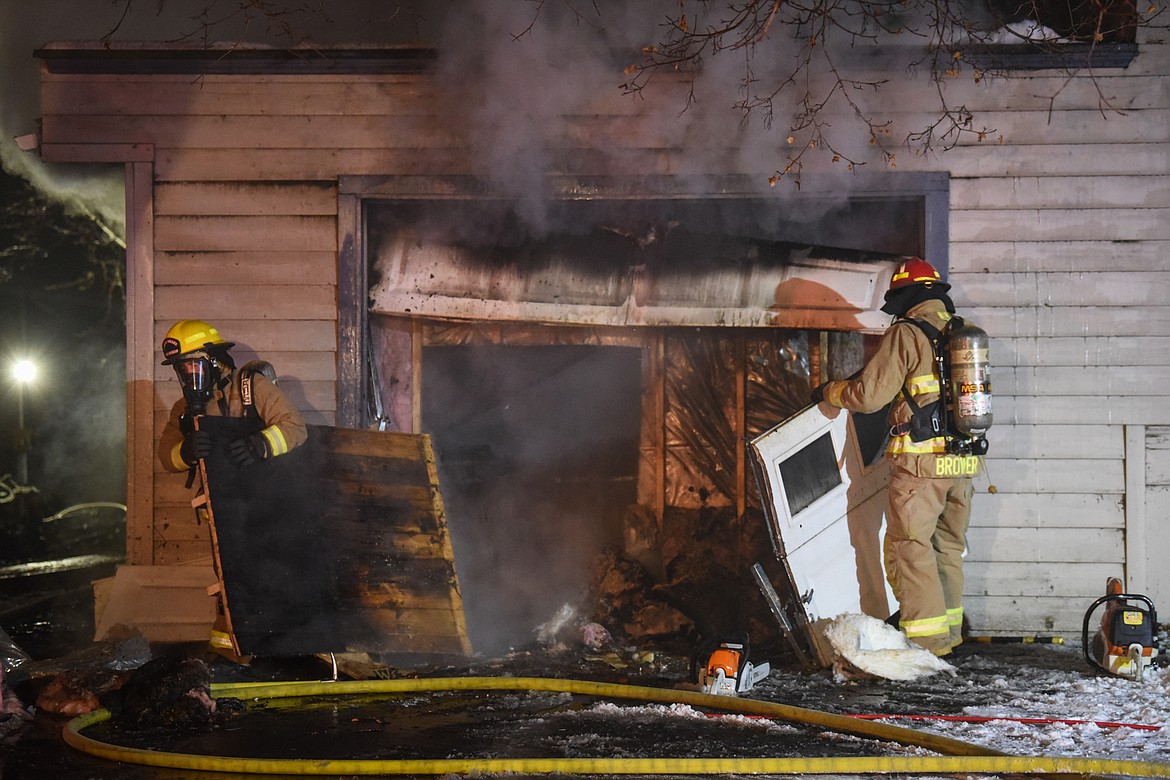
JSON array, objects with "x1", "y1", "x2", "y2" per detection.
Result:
[
  {"x1": 36, "y1": 30, "x2": 1169, "y2": 633},
  {"x1": 932, "y1": 38, "x2": 1170, "y2": 634}
]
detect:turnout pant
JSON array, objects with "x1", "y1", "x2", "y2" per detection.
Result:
[{"x1": 884, "y1": 465, "x2": 974, "y2": 655}]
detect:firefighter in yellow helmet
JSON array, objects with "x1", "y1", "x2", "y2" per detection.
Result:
[
  {"x1": 157, "y1": 320, "x2": 307, "y2": 474},
  {"x1": 812, "y1": 257, "x2": 981, "y2": 656}
]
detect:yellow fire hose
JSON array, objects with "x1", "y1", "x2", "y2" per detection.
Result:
[{"x1": 63, "y1": 675, "x2": 1170, "y2": 777}]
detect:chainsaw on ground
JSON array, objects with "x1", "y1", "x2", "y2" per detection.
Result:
[
  {"x1": 1082, "y1": 577, "x2": 1159, "y2": 681},
  {"x1": 692, "y1": 638, "x2": 770, "y2": 696}
]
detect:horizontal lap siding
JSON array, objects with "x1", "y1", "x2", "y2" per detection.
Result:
[
  {"x1": 40, "y1": 39, "x2": 1169, "y2": 625},
  {"x1": 150, "y1": 183, "x2": 339, "y2": 558},
  {"x1": 1146, "y1": 428, "x2": 1170, "y2": 605},
  {"x1": 940, "y1": 35, "x2": 1170, "y2": 635},
  {"x1": 42, "y1": 73, "x2": 360, "y2": 563},
  {"x1": 38, "y1": 68, "x2": 687, "y2": 565}
]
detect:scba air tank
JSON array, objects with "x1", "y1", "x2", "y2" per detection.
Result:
[{"x1": 948, "y1": 320, "x2": 993, "y2": 437}]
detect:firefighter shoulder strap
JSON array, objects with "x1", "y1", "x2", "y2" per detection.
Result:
[
  {"x1": 238, "y1": 360, "x2": 278, "y2": 424},
  {"x1": 896, "y1": 317, "x2": 948, "y2": 444}
]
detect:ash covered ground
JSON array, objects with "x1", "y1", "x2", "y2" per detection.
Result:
[{"x1": 2, "y1": 579, "x2": 1169, "y2": 780}]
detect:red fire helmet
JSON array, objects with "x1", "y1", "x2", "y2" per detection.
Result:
[{"x1": 888, "y1": 256, "x2": 949, "y2": 292}]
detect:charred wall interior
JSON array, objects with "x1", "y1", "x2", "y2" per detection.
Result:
[{"x1": 357, "y1": 186, "x2": 937, "y2": 658}]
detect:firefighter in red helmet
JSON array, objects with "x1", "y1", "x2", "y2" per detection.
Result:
[
  {"x1": 812, "y1": 257, "x2": 982, "y2": 656},
  {"x1": 157, "y1": 319, "x2": 307, "y2": 475}
]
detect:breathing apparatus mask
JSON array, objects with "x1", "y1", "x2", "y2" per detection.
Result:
[{"x1": 172, "y1": 352, "x2": 224, "y2": 412}]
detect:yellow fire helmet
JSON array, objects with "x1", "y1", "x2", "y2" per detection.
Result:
[{"x1": 160, "y1": 319, "x2": 234, "y2": 365}]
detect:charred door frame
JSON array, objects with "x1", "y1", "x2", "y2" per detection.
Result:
[{"x1": 335, "y1": 173, "x2": 949, "y2": 428}]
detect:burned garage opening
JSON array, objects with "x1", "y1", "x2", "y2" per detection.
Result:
[
  {"x1": 348, "y1": 176, "x2": 947, "y2": 656},
  {"x1": 421, "y1": 343, "x2": 642, "y2": 653}
]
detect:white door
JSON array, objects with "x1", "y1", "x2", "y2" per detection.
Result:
[{"x1": 750, "y1": 403, "x2": 897, "y2": 656}]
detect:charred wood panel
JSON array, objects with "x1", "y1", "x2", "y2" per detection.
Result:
[{"x1": 198, "y1": 419, "x2": 469, "y2": 658}]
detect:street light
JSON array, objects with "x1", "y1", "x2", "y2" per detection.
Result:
[{"x1": 12, "y1": 359, "x2": 36, "y2": 485}]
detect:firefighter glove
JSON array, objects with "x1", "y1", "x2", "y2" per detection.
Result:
[
  {"x1": 810, "y1": 382, "x2": 829, "y2": 405},
  {"x1": 180, "y1": 430, "x2": 212, "y2": 465},
  {"x1": 227, "y1": 432, "x2": 271, "y2": 468}
]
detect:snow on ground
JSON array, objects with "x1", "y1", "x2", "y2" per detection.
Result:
[
  {"x1": 545, "y1": 633, "x2": 1170, "y2": 765},
  {"x1": 924, "y1": 657, "x2": 1170, "y2": 761},
  {"x1": 491, "y1": 628, "x2": 1170, "y2": 766}
]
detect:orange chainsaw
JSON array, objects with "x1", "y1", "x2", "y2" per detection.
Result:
[
  {"x1": 692, "y1": 638, "x2": 771, "y2": 696},
  {"x1": 1082, "y1": 577, "x2": 1158, "y2": 681}
]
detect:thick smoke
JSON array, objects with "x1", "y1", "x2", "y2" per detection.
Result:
[
  {"x1": 0, "y1": 3, "x2": 128, "y2": 234},
  {"x1": 0, "y1": 0, "x2": 946, "y2": 648},
  {"x1": 0, "y1": 1, "x2": 955, "y2": 232}
]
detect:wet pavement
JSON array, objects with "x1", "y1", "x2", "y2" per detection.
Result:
[
  {"x1": 0, "y1": 645, "x2": 1000, "y2": 780},
  {"x1": 2, "y1": 548, "x2": 1167, "y2": 779},
  {"x1": 1, "y1": 607, "x2": 1134, "y2": 780}
]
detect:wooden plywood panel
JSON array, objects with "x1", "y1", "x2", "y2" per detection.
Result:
[{"x1": 198, "y1": 419, "x2": 470, "y2": 658}]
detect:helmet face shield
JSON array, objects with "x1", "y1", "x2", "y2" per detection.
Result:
[{"x1": 175, "y1": 355, "x2": 217, "y2": 404}]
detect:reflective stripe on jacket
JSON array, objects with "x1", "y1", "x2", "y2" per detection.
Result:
[
  {"x1": 823, "y1": 299, "x2": 980, "y2": 477},
  {"x1": 159, "y1": 370, "x2": 308, "y2": 472}
]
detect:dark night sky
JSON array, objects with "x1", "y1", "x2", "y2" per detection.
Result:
[
  {"x1": 0, "y1": 3, "x2": 440, "y2": 509},
  {"x1": 0, "y1": 167, "x2": 126, "y2": 505}
]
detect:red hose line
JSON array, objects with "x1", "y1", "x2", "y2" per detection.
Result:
[
  {"x1": 847, "y1": 713, "x2": 1162, "y2": 731},
  {"x1": 706, "y1": 712, "x2": 1161, "y2": 731}
]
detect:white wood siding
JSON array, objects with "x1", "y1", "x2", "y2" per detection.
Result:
[
  {"x1": 1145, "y1": 427, "x2": 1170, "y2": 610},
  {"x1": 940, "y1": 35, "x2": 1170, "y2": 634}
]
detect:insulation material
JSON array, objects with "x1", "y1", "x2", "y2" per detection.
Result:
[{"x1": 818, "y1": 613, "x2": 955, "y2": 681}]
